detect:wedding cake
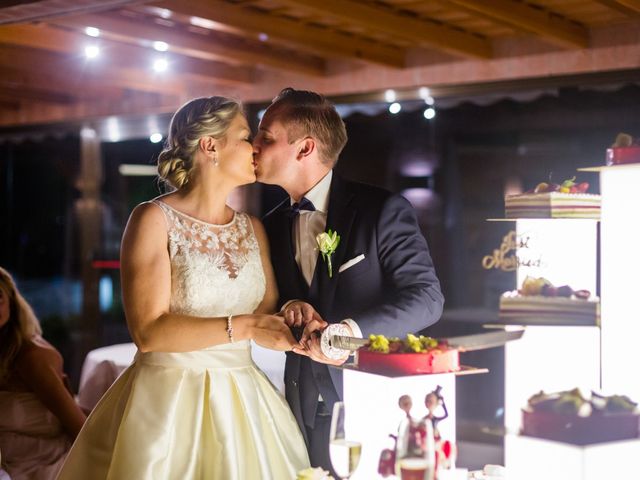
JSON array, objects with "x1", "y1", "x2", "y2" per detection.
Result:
[
  {"x1": 504, "y1": 177, "x2": 600, "y2": 219},
  {"x1": 356, "y1": 334, "x2": 459, "y2": 376}
]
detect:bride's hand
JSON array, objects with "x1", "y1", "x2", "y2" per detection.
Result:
[{"x1": 245, "y1": 314, "x2": 304, "y2": 352}]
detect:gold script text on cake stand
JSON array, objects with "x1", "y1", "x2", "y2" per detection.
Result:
[{"x1": 482, "y1": 231, "x2": 542, "y2": 271}]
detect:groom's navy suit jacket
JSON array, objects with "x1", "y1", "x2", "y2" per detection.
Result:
[{"x1": 263, "y1": 173, "x2": 444, "y2": 441}]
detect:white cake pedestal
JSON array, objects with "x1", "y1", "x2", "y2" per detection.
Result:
[{"x1": 341, "y1": 367, "x2": 459, "y2": 480}]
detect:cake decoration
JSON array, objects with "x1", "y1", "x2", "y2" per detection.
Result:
[
  {"x1": 499, "y1": 276, "x2": 599, "y2": 324},
  {"x1": 521, "y1": 388, "x2": 639, "y2": 445},
  {"x1": 505, "y1": 176, "x2": 600, "y2": 219},
  {"x1": 357, "y1": 334, "x2": 460, "y2": 376}
]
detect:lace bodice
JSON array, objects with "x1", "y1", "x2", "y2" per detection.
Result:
[{"x1": 153, "y1": 200, "x2": 266, "y2": 318}]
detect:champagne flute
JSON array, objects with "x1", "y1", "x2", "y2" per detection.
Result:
[{"x1": 329, "y1": 402, "x2": 362, "y2": 479}]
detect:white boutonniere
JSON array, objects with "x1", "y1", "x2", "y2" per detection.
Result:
[{"x1": 316, "y1": 229, "x2": 341, "y2": 278}]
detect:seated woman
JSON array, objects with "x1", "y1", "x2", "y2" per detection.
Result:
[{"x1": 0, "y1": 267, "x2": 86, "y2": 480}]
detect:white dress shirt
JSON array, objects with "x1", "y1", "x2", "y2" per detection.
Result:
[
  {"x1": 290, "y1": 171, "x2": 362, "y2": 342},
  {"x1": 292, "y1": 170, "x2": 332, "y2": 287}
]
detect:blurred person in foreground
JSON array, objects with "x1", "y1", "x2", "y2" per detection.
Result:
[{"x1": 0, "y1": 266, "x2": 86, "y2": 480}]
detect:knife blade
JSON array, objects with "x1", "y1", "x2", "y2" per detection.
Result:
[
  {"x1": 443, "y1": 329, "x2": 524, "y2": 352},
  {"x1": 330, "y1": 328, "x2": 524, "y2": 352}
]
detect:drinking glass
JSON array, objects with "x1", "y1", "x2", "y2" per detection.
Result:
[
  {"x1": 395, "y1": 416, "x2": 436, "y2": 480},
  {"x1": 329, "y1": 402, "x2": 362, "y2": 479}
]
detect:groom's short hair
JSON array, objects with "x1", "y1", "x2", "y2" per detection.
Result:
[{"x1": 267, "y1": 87, "x2": 347, "y2": 167}]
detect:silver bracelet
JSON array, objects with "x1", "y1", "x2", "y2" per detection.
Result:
[{"x1": 226, "y1": 315, "x2": 234, "y2": 343}]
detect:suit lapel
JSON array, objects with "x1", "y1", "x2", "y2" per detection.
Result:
[{"x1": 312, "y1": 174, "x2": 356, "y2": 319}]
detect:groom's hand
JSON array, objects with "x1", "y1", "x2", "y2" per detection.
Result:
[
  {"x1": 297, "y1": 334, "x2": 349, "y2": 366},
  {"x1": 281, "y1": 301, "x2": 325, "y2": 332}
]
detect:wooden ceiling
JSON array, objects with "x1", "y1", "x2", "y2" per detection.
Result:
[{"x1": 0, "y1": 0, "x2": 639, "y2": 127}]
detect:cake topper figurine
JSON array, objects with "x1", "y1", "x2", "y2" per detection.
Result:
[
  {"x1": 424, "y1": 385, "x2": 448, "y2": 440},
  {"x1": 398, "y1": 394, "x2": 413, "y2": 418}
]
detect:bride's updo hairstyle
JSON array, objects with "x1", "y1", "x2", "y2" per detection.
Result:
[{"x1": 157, "y1": 96, "x2": 241, "y2": 189}]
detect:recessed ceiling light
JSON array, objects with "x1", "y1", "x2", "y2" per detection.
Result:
[
  {"x1": 149, "y1": 132, "x2": 163, "y2": 143},
  {"x1": 84, "y1": 45, "x2": 100, "y2": 59},
  {"x1": 85, "y1": 26, "x2": 100, "y2": 37},
  {"x1": 153, "y1": 58, "x2": 168, "y2": 72},
  {"x1": 423, "y1": 107, "x2": 436, "y2": 120},
  {"x1": 385, "y1": 89, "x2": 396, "y2": 103},
  {"x1": 153, "y1": 41, "x2": 169, "y2": 52},
  {"x1": 389, "y1": 102, "x2": 401, "y2": 114}
]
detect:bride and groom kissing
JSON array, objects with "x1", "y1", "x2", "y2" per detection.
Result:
[{"x1": 56, "y1": 88, "x2": 444, "y2": 479}]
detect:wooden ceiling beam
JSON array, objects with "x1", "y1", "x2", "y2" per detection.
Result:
[
  {"x1": 0, "y1": 23, "x2": 254, "y2": 86},
  {"x1": 0, "y1": 63, "x2": 124, "y2": 101},
  {"x1": 0, "y1": 43, "x2": 188, "y2": 95},
  {"x1": 613, "y1": 0, "x2": 640, "y2": 13},
  {"x1": 279, "y1": 0, "x2": 492, "y2": 59},
  {"x1": 0, "y1": 0, "x2": 148, "y2": 25},
  {"x1": 590, "y1": 0, "x2": 640, "y2": 17},
  {"x1": 0, "y1": 84, "x2": 75, "y2": 104},
  {"x1": 445, "y1": 0, "x2": 589, "y2": 49},
  {"x1": 50, "y1": 12, "x2": 325, "y2": 76},
  {"x1": 153, "y1": 0, "x2": 407, "y2": 68}
]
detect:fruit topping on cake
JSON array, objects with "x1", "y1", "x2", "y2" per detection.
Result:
[
  {"x1": 518, "y1": 276, "x2": 591, "y2": 300},
  {"x1": 367, "y1": 334, "x2": 441, "y2": 353},
  {"x1": 525, "y1": 176, "x2": 590, "y2": 194}
]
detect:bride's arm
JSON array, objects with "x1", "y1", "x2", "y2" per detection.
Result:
[
  {"x1": 121, "y1": 204, "x2": 293, "y2": 352},
  {"x1": 249, "y1": 216, "x2": 278, "y2": 314}
]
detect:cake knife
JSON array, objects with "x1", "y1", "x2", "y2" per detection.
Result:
[{"x1": 329, "y1": 328, "x2": 524, "y2": 352}]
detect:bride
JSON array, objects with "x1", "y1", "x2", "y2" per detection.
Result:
[{"x1": 57, "y1": 96, "x2": 311, "y2": 479}]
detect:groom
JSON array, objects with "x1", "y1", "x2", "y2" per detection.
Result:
[{"x1": 254, "y1": 88, "x2": 444, "y2": 471}]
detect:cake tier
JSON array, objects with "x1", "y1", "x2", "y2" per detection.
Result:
[
  {"x1": 505, "y1": 192, "x2": 601, "y2": 219},
  {"x1": 521, "y1": 409, "x2": 640, "y2": 445},
  {"x1": 356, "y1": 348, "x2": 459, "y2": 376},
  {"x1": 607, "y1": 146, "x2": 640, "y2": 166},
  {"x1": 499, "y1": 291, "x2": 599, "y2": 324}
]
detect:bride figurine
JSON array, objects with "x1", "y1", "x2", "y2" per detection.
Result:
[{"x1": 57, "y1": 96, "x2": 311, "y2": 479}]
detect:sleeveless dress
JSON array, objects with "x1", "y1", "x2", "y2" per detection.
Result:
[
  {"x1": 0, "y1": 391, "x2": 71, "y2": 479},
  {"x1": 57, "y1": 201, "x2": 310, "y2": 479}
]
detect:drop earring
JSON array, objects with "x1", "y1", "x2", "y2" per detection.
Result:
[{"x1": 212, "y1": 151, "x2": 219, "y2": 166}]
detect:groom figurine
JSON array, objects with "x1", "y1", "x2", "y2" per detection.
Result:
[{"x1": 254, "y1": 88, "x2": 444, "y2": 471}]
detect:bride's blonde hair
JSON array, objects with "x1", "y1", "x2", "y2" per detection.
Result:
[
  {"x1": 157, "y1": 96, "x2": 242, "y2": 189},
  {"x1": 0, "y1": 267, "x2": 42, "y2": 382}
]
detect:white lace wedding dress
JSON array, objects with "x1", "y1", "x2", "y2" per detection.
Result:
[{"x1": 57, "y1": 200, "x2": 309, "y2": 479}]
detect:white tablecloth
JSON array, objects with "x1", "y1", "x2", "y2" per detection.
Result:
[{"x1": 78, "y1": 342, "x2": 286, "y2": 410}]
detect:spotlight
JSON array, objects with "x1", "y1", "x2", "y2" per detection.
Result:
[
  {"x1": 418, "y1": 87, "x2": 430, "y2": 99},
  {"x1": 423, "y1": 107, "x2": 436, "y2": 120},
  {"x1": 384, "y1": 89, "x2": 396, "y2": 103},
  {"x1": 149, "y1": 133, "x2": 163, "y2": 143},
  {"x1": 153, "y1": 41, "x2": 169, "y2": 52},
  {"x1": 389, "y1": 102, "x2": 401, "y2": 114},
  {"x1": 424, "y1": 96, "x2": 435, "y2": 106},
  {"x1": 153, "y1": 57, "x2": 168, "y2": 72},
  {"x1": 85, "y1": 27, "x2": 100, "y2": 37},
  {"x1": 258, "y1": 33, "x2": 269, "y2": 42},
  {"x1": 84, "y1": 45, "x2": 100, "y2": 59}
]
